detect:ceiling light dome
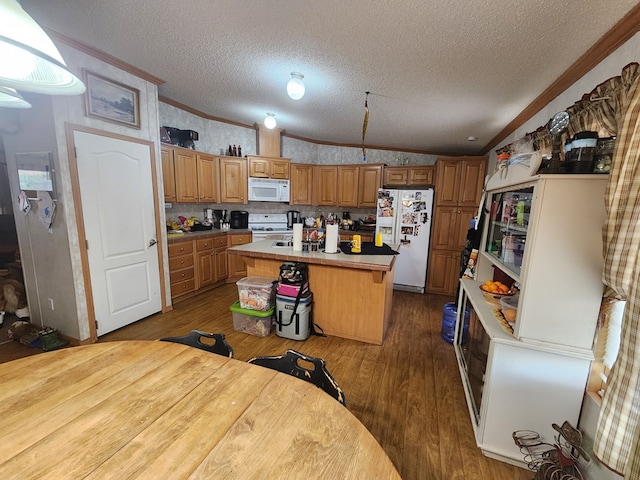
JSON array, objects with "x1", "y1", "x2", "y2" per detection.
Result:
[
  {"x1": 264, "y1": 112, "x2": 276, "y2": 129},
  {"x1": 287, "y1": 72, "x2": 305, "y2": 100},
  {"x1": 0, "y1": 85, "x2": 31, "y2": 108},
  {"x1": 0, "y1": 0, "x2": 85, "y2": 95}
]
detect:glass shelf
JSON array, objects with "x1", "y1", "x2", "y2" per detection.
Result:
[{"x1": 484, "y1": 186, "x2": 534, "y2": 279}]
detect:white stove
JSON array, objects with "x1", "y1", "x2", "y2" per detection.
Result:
[{"x1": 248, "y1": 213, "x2": 291, "y2": 240}]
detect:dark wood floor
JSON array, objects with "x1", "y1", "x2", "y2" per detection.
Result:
[{"x1": 0, "y1": 284, "x2": 532, "y2": 480}]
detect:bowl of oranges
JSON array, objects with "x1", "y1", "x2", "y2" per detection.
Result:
[{"x1": 479, "y1": 280, "x2": 514, "y2": 305}]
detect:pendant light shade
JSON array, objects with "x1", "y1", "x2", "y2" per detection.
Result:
[
  {"x1": 264, "y1": 112, "x2": 276, "y2": 129},
  {"x1": 0, "y1": 0, "x2": 85, "y2": 95},
  {"x1": 0, "y1": 85, "x2": 31, "y2": 108},
  {"x1": 286, "y1": 72, "x2": 305, "y2": 100}
]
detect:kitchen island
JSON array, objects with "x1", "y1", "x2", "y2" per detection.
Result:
[{"x1": 227, "y1": 240, "x2": 397, "y2": 345}]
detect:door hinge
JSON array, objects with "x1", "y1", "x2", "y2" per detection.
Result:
[
  {"x1": 95, "y1": 320, "x2": 98, "y2": 330},
  {"x1": 74, "y1": 146, "x2": 77, "y2": 158},
  {"x1": 85, "y1": 239, "x2": 89, "y2": 250}
]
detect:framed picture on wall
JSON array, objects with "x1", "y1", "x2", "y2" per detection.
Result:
[{"x1": 83, "y1": 69, "x2": 140, "y2": 128}]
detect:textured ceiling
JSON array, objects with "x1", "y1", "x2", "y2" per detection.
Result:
[{"x1": 21, "y1": 0, "x2": 640, "y2": 155}]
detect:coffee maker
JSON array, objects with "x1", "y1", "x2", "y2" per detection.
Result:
[{"x1": 287, "y1": 210, "x2": 302, "y2": 229}]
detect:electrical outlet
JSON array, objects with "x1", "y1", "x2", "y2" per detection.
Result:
[{"x1": 47, "y1": 298, "x2": 54, "y2": 310}]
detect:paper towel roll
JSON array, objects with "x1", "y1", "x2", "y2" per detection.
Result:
[
  {"x1": 293, "y1": 223, "x2": 303, "y2": 251},
  {"x1": 325, "y1": 224, "x2": 339, "y2": 253}
]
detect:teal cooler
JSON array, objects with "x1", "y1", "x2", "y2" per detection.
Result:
[{"x1": 275, "y1": 292, "x2": 313, "y2": 341}]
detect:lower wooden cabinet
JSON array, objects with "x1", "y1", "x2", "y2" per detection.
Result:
[
  {"x1": 227, "y1": 233, "x2": 252, "y2": 282},
  {"x1": 168, "y1": 240, "x2": 195, "y2": 299},
  {"x1": 169, "y1": 234, "x2": 229, "y2": 302},
  {"x1": 426, "y1": 249, "x2": 461, "y2": 295},
  {"x1": 196, "y1": 236, "x2": 227, "y2": 288}
]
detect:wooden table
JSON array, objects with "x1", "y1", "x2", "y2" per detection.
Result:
[{"x1": 0, "y1": 341, "x2": 400, "y2": 479}]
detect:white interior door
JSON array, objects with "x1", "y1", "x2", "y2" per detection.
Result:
[{"x1": 74, "y1": 130, "x2": 161, "y2": 335}]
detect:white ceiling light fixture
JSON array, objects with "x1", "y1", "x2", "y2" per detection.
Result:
[
  {"x1": 287, "y1": 72, "x2": 305, "y2": 100},
  {"x1": 264, "y1": 112, "x2": 276, "y2": 129},
  {"x1": 0, "y1": 85, "x2": 31, "y2": 108},
  {"x1": 0, "y1": 0, "x2": 85, "y2": 95}
]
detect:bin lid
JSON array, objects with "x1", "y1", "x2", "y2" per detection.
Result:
[{"x1": 229, "y1": 301, "x2": 274, "y2": 317}]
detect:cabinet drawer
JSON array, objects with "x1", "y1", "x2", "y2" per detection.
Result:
[
  {"x1": 169, "y1": 254, "x2": 194, "y2": 271},
  {"x1": 229, "y1": 233, "x2": 252, "y2": 245},
  {"x1": 212, "y1": 235, "x2": 227, "y2": 248},
  {"x1": 170, "y1": 278, "x2": 196, "y2": 297},
  {"x1": 196, "y1": 238, "x2": 214, "y2": 251},
  {"x1": 168, "y1": 241, "x2": 193, "y2": 257},
  {"x1": 170, "y1": 267, "x2": 194, "y2": 284}
]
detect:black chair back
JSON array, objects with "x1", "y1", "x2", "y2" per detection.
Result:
[
  {"x1": 160, "y1": 330, "x2": 234, "y2": 358},
  {"x1": 248, "y1": 349, "x2": 345, "y2": 405}
]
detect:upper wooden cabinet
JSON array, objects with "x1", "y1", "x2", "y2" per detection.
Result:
[
  {"x1": 219, "y1": 156, "x2": 248, "y2": 204},
  {"x1": 290, "y1": 163, "x2": 314, "y2": 205},
  {"x1": 196, "y1": 153, "x2": 218, "y2": 203},
  {"x1": 247, "y1": 155, "x2": 290, "y2": 179},
  {"x1": 383, "y1": 165, "x2": 435, "y2": 187},
  {"x1": 313, "y1": 165, "x2": 338, "y2": 206},
  {"x1": 358, "y1": 165, "x2": 383, "y2": 208},
  {"x1": 337, "y1": 166, "x2": 359, "y2": 207},
  {"x1": 435, "y1": 157, "x2": 487, "y2": 207},
  {"x1": 174, "y1": 148, "x2": 198, "y2": 203},
  {"x1": 162, "y1": 145, "x2": 220, "y2": 204},
  {"x1": 161, "y1": 145, "x2": 176, "y2": 203}
]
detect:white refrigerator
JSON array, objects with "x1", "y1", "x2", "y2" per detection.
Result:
[{"x1": 375, "y1": 188, "x2": 434, "y2": 293}]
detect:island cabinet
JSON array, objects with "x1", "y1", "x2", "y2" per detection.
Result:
[
  {"x1": 427, "y1": 156, "x2": 487, "y2": 295},
  {"x1": 161, "y1": 145, "x2": 176, "y2": 202},
  {"x1": 290, "y1": 163, "x2": 314, "y2": 205},
  {"x1": 227, "y1": 241, "x2": 397, "y2": 345},
  {"x1": 168, "y1": 240, "x2": 195, "y2": 299},
  {"x1": 382, "y1": 165, "x2": 435, "y2": 187},
  {"x1": 218, "y1": 156, "x2": 248, "y2": 204},
  {"x1": 313, "y1": 165, "x2": 338, "y2": 206},
  {"x1": 226, "y1": 232, "x2": 252, "y2": 282},
  {"x1": 247, "y1": 155, "x2": 290, "y2": 179},
  {"x1": 453, "y1": 172, "x2": 608, "y2": 467}
]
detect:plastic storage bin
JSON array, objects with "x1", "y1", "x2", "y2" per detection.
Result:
[
  {"x1": 275, "y1": 292, "x2": 313, "y2": 341},
  {"x1": 229, "y1": 301, "x2": 274, "y2": 336},
  {"x1": 236, "y1": 276, "x2": 276, "y2": 311}
]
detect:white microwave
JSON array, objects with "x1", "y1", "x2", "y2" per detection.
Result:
[{"x1": 248, "y1": 177, "x2": 290, "y2": 202}]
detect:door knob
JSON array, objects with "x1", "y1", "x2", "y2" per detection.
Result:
[{"x1": 149, "y1": 239, "x2": 157, "y2": 247}]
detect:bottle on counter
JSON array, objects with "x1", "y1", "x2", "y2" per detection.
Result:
[
  {"x1": 227, "y1": 144, "x2": 233, "y2": 156},
  {"x1": 232, "y1": 144, "x2": 237, "y2": 157},
  {"x1": 237, "y1": 145, "x2": 242, "y2": 157}
]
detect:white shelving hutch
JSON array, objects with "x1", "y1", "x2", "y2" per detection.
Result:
[{"x1": 453, "y1": 165, "x2": 608, "y2": 466}]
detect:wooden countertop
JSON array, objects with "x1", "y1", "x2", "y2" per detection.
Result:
[
  {"x1": 228, "y1": 239, "x2": 397, "y2": 272},
  {"x1": 0, "y1": 341, "x2": 401, "y2": 479}
]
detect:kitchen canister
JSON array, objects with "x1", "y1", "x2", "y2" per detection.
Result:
[
  {"x1": 593, "y1": 136, "x2": 615, "y2": 173},
  {"x1": 566, "y1": 131, "x2": 598, "y2": 173}
]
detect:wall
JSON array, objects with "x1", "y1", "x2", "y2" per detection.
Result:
[
  {"x1": 159, "y1": 102, "x2": 440, "y2": 225},
  {"x1": 1, "y1": 42, "x2": 162, "y2": 341}
]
